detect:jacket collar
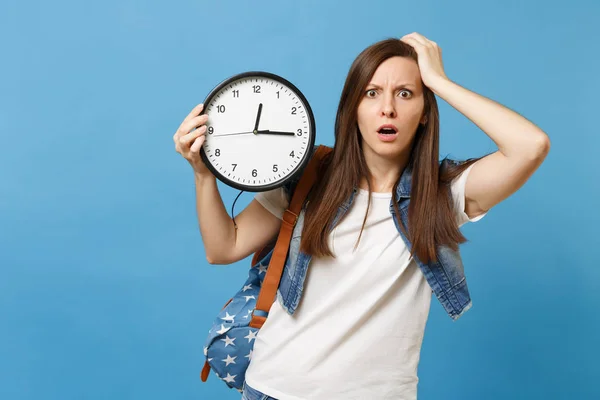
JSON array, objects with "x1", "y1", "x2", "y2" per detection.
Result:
[{"x1": 395, "y1": 165, "x2": 413, "y2": 199}]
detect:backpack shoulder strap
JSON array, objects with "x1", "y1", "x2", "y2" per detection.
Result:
[
  {"x1": 249, "y1": 145, "x2": 332, "y2": 328},
  {"x1": 250, "y1": 144, "x2": 331, "y2": 266}
]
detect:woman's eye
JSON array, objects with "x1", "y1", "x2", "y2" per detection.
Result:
[{"x1": 365, "y1": 89, "x2": 412, "y2": 98}]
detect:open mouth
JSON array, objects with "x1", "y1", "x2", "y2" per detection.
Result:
[{"x1": 377, "y1": 124, "x2": 398, "y2": 135}]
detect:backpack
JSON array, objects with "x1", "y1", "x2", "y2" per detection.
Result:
[{"x1": 199, "y1": 145, "x2": 331, "y2": 392}]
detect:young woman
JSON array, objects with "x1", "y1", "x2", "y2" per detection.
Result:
[{"x1": 174, "y1": 32, "x2": 550, "y2": 400}]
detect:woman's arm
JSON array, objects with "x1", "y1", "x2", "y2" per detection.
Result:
[
  {"x1": 400, "y1": 32, "x2": 551, "y2": 219},
  {"x1": 430, "y1": 76, "x2": 550, "y2": 218}
]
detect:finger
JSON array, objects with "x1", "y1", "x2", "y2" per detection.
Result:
[
  {"x1": 183, "y1": 103, "x2": 204, "y2": 125},
  {"x1": 180, "y1": 125, "x2": 207, "y2": 146},
  {"x1": 403, "y1": 32, "x2": 429, "y2": 47},
  {"x1": 177, "y1": 114, "x2": 209, "y2": 138},
  {"x1": 412, "y1": 32, "x2": 430, "y2": 44},
  {"x1": 400, "y1": 36, "x2": 419, "y2": 51},
  {"x1": 405, "y1": 37, "x2": 433, "y2": 55},
  {"x1": 401, "y1": 36, "x2": 421, "y2": 49},
  {"x1": 190, "y1": 135, "x2": 205, "y2": 154},
  {"x1": 400, "y1": 35, "x2": 416, "y2": 44}
]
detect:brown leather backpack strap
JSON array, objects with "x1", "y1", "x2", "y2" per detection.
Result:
[
  {"x1": 200, "y1": 360, "x2": 211, "y2": 381},
  {"x1": 249, "y1": 145, "x2": 331, "y2": 328}
]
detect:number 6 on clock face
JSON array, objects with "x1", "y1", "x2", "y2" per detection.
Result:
[{"x1": 199, "y1": 71, "x2": 316, "y2": 192}]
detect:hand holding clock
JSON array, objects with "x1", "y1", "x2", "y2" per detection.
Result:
[{"x1": 173, "y1": 103, "x2": 213, "y2": 177}]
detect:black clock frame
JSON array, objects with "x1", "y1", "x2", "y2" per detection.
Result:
[{"x1": 199, "y1": 71, "x2": 316, "y2": 193}]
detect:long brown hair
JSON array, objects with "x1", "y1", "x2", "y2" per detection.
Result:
[{"x1": 300, "y1": 38, "x2": 483, "y2": 264}]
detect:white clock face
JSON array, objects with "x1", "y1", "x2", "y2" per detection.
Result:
[{"x1": 200, "y1": 73, "x2": 314, "y2": 192}]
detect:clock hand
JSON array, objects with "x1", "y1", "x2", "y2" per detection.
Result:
[
  {"x1": 211, "y1": 131, "x2": 255, "y2": 137},
  {"x1": 210, "y1": 129, "x2": 295, "y2": 138},
  {"x1": 256, "y1": 130, "x2": 296, "y2": 136},
  {"x1": 253, "y1": 103, "x2": 263, "y2": 133}
]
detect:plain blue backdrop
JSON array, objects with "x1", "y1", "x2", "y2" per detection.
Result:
[{"x1": 1, "y1": 0, "x2": 598, "y2": 399}]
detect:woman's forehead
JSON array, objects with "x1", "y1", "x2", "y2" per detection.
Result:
[{"x1": 369, "y1": 57, "x2": 421, "y2": 86}]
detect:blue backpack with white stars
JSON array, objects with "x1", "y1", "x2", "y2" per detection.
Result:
[{"x1": 200, "y1": 145, "x2": 331, "y2": 392}]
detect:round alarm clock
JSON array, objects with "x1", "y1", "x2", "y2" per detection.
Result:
[{"x1": 199, "y1": 71, "x2": 316, "y2": 192}]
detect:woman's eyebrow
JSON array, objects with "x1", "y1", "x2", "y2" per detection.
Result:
[{"x1": 367, "y1": 83, "x2": 417, "y2": 89}]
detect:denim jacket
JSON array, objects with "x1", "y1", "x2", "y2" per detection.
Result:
[{"x1": 274, "y1": 146, "x2": 473, "y2": 321}]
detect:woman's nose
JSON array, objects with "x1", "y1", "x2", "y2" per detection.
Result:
[
  {"x1": 380, "y1": 106, "x2": 396, "y2": 118},
  {"x1": 380, "y1": 93, "x2": 396, "y2": 118}
]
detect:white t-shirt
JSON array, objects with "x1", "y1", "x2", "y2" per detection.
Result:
[{"x1": 244, "y1": 164, "x2": 486, "y2": 400}]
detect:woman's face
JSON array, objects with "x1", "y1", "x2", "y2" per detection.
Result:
[{"x1": 356, "y1": 56, "x2": 426, "y2": 160}]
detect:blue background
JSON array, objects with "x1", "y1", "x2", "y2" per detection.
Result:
[{"x1": 1, "y1": 0, "x2": 598, "y2": 399}]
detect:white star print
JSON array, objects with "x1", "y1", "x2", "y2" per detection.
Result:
[
  {"x1": 257, "y1": 263, "x2": 267, "y2": 275},
  {"x1": 245, "y1": 350, "x2": 253, "y2": 361},
  {"x1": 220, "y1": 312, "x2": 236, "y2": 322},
  {"x1": 243, "y1": 295, "x2": 256, "y2": 302},
  {"x1": 203, "y1": 346, "x2": 208, "y2": 356},
  {"x1": 242, "y1": 284, "x2": 253, "y2": 292},
  {"x1": 223, "y1": 372, "x2": 237, "y2": 383},
  {"x1": 216, "y1": 324, "x2": 230, "y2": 335},
  {"x1": 222, "y1": 354, "x2": 237, "y2": 366},
  {"x1": 244, "y1": 330, "x2": 258, "y2": 343},
  {"x1": 221, "y1": 335, "x2": 236, "y2": 347}
]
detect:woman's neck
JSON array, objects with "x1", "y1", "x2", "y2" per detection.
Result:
[{"x1": 358, "y1": 148, "x2": 410, "y2": 193}]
